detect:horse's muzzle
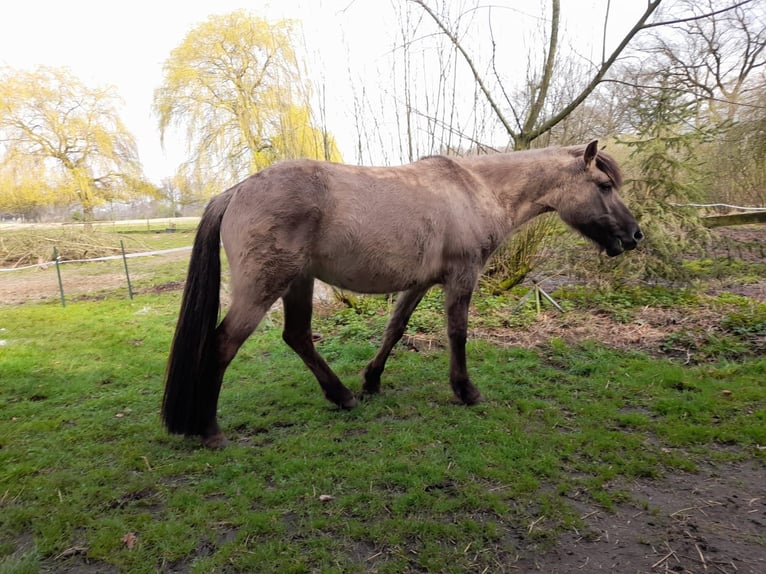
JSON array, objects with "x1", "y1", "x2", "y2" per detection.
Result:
[{"x1": 607, "y1": 227, "x2": 644, "y2": 256}]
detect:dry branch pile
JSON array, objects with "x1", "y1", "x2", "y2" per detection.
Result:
[{"x1": 0, "y1": 229, "x2": 145, "y2": 267}]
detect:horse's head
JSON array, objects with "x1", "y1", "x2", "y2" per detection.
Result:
[{"x1": 552, "y1": 141, "x2": 643, "y2": 257}]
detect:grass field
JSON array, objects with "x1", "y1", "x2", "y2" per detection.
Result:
[
  {"x1": 1, "y1": 223, "x2": 766, "y2": 573},
  {"x1": 2, "y1": 284, "x2": 765, "y2": 573}
]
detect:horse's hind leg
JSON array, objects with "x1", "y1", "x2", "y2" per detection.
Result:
[
  {"x1": 362, "y1": 286, "x2": 429, "y2": 395},
  {"x1": 282, "y1": 276, "x2": 357, "y2": 409},
  {"x1": 201, "y1": 298, "x2": 275, "y2": 448}
]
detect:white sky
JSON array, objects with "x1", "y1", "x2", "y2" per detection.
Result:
[{"x1": 0, "y1": 1, "x2": 647, "y2": 184}]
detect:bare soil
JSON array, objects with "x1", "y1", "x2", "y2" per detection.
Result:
[
  {"x1": 0, "y1": 250, "x2": 191, "y2": 305},
  {"x1": 516, "y1": 460, "x2": 766, "y2": 573}
]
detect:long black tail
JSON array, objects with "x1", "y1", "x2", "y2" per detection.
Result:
[{"x1": 162, "y1": 189, "x2": 235, "y2": 436}]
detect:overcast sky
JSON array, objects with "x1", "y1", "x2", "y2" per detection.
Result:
[{"x1": 0, "y1": 1, "x2": 646, "y2": 184}]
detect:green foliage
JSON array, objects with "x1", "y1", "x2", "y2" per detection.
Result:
[
  {"x1": 483, "y1": 215, "x2": 560, "y2": 291},
  {"x1": 659, "y1": 328, "x2": 750, "y2": 362},
  {"x1": 720, "y1": 301, "x2": 766, "y2": 337},
  {"x1": 554, "y1": 284, "x2": 698, "y2": 319},
  {"x1": 608, "y1": 74, "x2": 717, "y2": 283}
]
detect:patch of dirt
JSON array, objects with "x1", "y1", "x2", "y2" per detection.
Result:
[
  {"x1": 0, "y1": 251, "x2": 190, "y2": 305},
  {"x1": 708, "y1": 278, "x2": 766, "y2": 302},
  {"x1": 711, "y1": 227, "x2": 766, "y2": 262},
  {"x1": 471, "y1": 304, "x2": 740, "y2": 362},
  {"x1": 515, "y1": 460, "x2": 766, "y2": 573}
]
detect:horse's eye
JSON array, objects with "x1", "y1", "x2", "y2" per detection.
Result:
[{"x1": 598, "y1": 182, "x2": 613, "y2": 193}]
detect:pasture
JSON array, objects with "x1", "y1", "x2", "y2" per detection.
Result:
[{"x1": 1, "y1": 223, "x2": 765, "y2": 573}]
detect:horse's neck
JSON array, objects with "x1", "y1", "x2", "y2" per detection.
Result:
[{"x1": 458, "y1": 151, "x2": 569, "y2": 233}]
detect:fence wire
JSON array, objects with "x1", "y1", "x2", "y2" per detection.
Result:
[{"x1": 0, "y1": 246, "x2": 193, "y2": 306}]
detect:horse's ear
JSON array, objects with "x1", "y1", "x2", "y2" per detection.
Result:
[{"x1": 584, "y1": 140, "x2": 598, "y2": 168}]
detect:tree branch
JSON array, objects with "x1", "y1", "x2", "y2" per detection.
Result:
[
  {"x1": 524, "y1": 0, "x2": 662, "y2": 142},
  {"x1": 641, "y1": 0, "x2": 754, "y2": 30},
  {"x1": 521, "y1": 0, "x2": 560, "y2": 141},
  {"x1": 410, "y1": 0, "x2": 516, "y2": 139}
]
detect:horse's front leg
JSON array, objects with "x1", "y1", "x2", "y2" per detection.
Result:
[
  {"x1": 445, "y1": 286, "x2": 483, "y2": 405},
  {"x1": 362, "y1": 286, "x2": 429, "y2": 395}
]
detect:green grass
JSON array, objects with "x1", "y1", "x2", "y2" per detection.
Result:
[{"x1": 1, "y1": 289, "x2": 765, "y2": 573}]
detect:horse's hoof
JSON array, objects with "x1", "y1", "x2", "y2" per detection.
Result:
[
  {"x1": 463, "y1": 392, "x2": 485, "y2": 406},
  {"x1": 361, "y1": 382, "x2": 381, "y2": 395},
  {"x1": 453, "y1": 385, "x2": 484, "y2": 405},
  {"x1": 202, "y1": 432, "x2": 229, "y2": 450},
  {"x1": 362, "y1": 367, "x2": 381, "y2": 395},
  {"x1": 340, "y1": 395, "x2": 358, "y2": 409}
]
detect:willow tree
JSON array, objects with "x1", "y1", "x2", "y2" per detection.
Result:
[
  {"x1": 154, "y1": 10, "x2": 340, "y2": 197},
  {"x1": 0, "y1": 154, "x2": 58, "y2": 221},
  {"x1": 0, "y1": 66, "x2": 148, "y2": 226}
]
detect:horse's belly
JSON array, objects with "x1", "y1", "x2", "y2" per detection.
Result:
[{"x1": 310, "y1": 252, "x2": 440, "y2": 294}]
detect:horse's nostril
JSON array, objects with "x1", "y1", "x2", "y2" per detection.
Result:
[{"x1": 634, "y1": 229, "x2": 644, "y2": 241}]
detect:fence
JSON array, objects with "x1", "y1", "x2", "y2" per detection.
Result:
[
  {"x1": 0, "y1": 245, "x2": 193, "y2": 306},
  {"x1": 668, "y1": 202, "x2": 766, "y2": 228}
]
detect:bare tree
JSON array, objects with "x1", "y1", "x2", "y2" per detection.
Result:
[
  {"x1": 607, "y1": 0, "x2": 766, "y2": 207},
  {"x1": 645, "y1": 0, "x2": 765, "y2": 123},
  {"x1": 410, "y1": 0, "x2": 662, "y2": 150}
]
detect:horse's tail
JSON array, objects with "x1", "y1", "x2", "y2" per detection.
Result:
[{"x1": 162, "y1": 188, "x2": 235, "y2": 436}]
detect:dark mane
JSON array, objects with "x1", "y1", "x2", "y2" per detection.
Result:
[
  {"x1": 596, "y1": 150, "x2": 623, "y2": 189},
  {"x1": 568, "y1": 145, "x2": 623, "y2": 189}
]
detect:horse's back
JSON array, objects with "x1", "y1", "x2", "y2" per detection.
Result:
[{"x1": 219, "y1": 158, "x2": 498, "y2": 294}]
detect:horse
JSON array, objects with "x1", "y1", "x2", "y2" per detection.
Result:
[{"x1": 162, "y1": 140, "x2": 643, "y2": 448}]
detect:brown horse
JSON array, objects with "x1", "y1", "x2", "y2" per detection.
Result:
[{"x1": 163, "y1": 141, "x2": 642, "y2": 448}]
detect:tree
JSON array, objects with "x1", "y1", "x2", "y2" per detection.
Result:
[
  {"x1": 609, "y1": 70, "x2": 716, "y2": 282},
  {"x1": 0, "y1": 66, "x2": 150, "y2": 226},
  {"x1": 154, "y1": 10, "x2": 340, "y2": 193},
  {"x1": 410, "y1": 0, "x2": 662, "y2": 152},
  {"x1": 646, "y1": 0, "x2": 765, "y2": 124},
  {"x1": 270, "y1": 105, "x2": 342, "y2": 163},
  {"x1": 641, "y1": 0, "x2": 766, "y2": 207},
  {"x1": 711, "y1": 92, "x2": 766, "y2": 206},
  {"x1": 0, "y1": 153, "x2": 59, "y2": 221}
]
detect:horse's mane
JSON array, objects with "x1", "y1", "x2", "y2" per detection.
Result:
[
  {"x1": 567, "y1": 145, "x2": 623, "y2": 189},
  {"x1": 595, "y1": 150, "x2": 623, "y2": 189}
]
